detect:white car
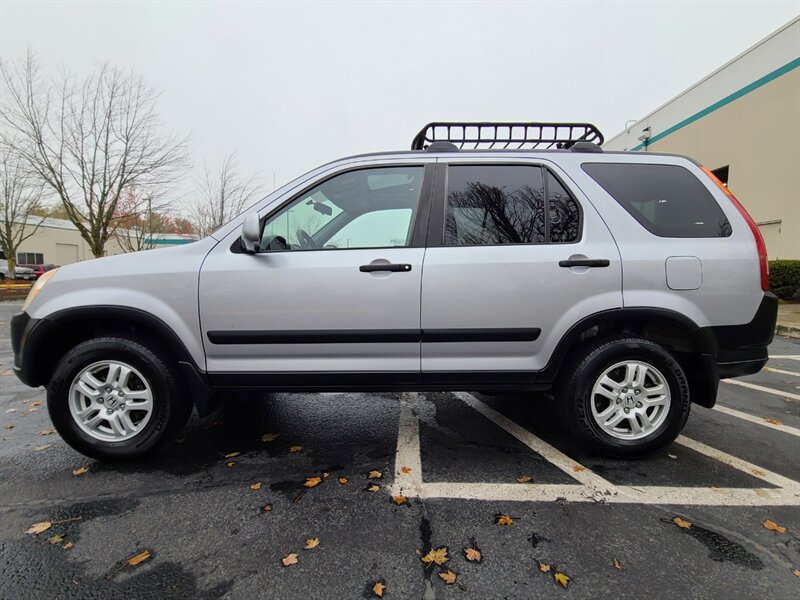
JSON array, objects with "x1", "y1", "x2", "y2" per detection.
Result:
[{"x1": 0, "y1": 260, "x2": 35, "y2": 280}]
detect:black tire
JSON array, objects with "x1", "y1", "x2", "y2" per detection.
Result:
[
  {"x1": 47, "y1": 336, "x2": 192, "y2": 461},
  {"x1": 558, "y1": 335, "x2": 691, "y2": 458}
]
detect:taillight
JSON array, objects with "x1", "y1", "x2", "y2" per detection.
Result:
[{"x1": 701, "y1": 165, "x2": 768, "y2": 291}]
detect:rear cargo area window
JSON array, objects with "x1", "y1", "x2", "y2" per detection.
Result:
[{"x1": 582, "y1": 163, "x2": 731, "y2": 238}]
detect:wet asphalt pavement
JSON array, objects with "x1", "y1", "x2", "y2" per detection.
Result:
[{"x1": 1, "y1": 300, "x2": 799, "y2": 599}]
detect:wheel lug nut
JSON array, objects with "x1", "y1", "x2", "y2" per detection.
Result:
[
  {"x1": 636, "y1": 402, "x2": 642, "y2": 408},
  {"x1": 624, "y1": 407, "x2": 630, "y2": 413},
  {"x1": 106, "y1": 408, "x2": 113, "y2": 414},
  {"x1": 635, "y1": 389, "x2": 641, "y2": 395},
  {"x1": 616, "y1": 398, "x2": 621, "y2": 404},
  {"x1": 622, "y1": 388, "x2": 628, "y2": 393},
  {"x1": 98, "y1": 398, "x2": 104, "y2": 404}
]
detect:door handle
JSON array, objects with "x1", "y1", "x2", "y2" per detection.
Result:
[
  {"x1": 359, "y1": 263, "x2": 413, "y2": 273},
  {"x1": 558, "y1": 259, "x2": 610, "y2": 268}
]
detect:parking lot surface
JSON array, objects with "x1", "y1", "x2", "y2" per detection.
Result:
[{"x1": 1, "y1": 300, "x2": 798, "y2": 599}]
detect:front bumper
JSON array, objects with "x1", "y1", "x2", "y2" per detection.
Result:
[{"x1": 10, "y1": 311, "x2": 36, "y2": 386}]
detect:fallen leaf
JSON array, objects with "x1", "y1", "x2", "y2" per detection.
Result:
[
  {"x1": 224, "y1": 452, "x2": 241, "y2": 458},
  {"x1": 260, "y1": 433, "x2": 280, "y2": 442},
  {"x1": 25, "y1": 521, "x2": 53, "y2": 535},
  {"x1": 33, "y1": 444, "x2": 51, "y2": 451},
  {"x1": 401, "y1": 466, "x2": 412, "y2": 474},
  {"x1": 4, "y1": 424, "x2": 14, "y2": 429},
  {"x1": 63, "y1": 542, "x2": 74, "y2": 549},
  {"x1": 48, "y1": 534, "x2": 65, "y2": 545},
  {"x1": 127, "y1": 550, "x2": 151, "y2": 566},
  {"x1": 538, "y1": 561, "x2": 551, "y2": 573},
  {"x1": 792, "y1": 568, "x2": 800, "y2": 577},
  {"x1": 72, "y1": 466, "x2": 88, "y2": 477},
  {"x1": 250, "y1": 482, "x2": 262, "y2": 491},
  {"x1": 304, "y1": 477, "x2": 322, "y2": 488},
  {"x1": 288, "y1": 445, "x2": 303, "y2": 453},
  {"x1": 368, "y1": 470, "x2": 383, "y2": 479},
  {"x1": 338, "y1": 477, "x2": 349, "y2": 485},
  {"x1": 373, "y1": 581, "x2": 386, "y2": 597},
  {"x1": 517, "y1": 475, "x2": 533, "y2": 483},
  {"x1": 421, "y1": 547, "x2": 449, "y2": 566},
  {"x1": 262, "y1": 504, "x2": 273, "y2": 512},
  {"x1": 762, "y1": 519, "x2": 787, "y2": 534},
  {"x1": 38, "y1": 429, "x2": 56, "y2": 436},
  {"x1": 613, "y1": 558, "x2": 623, "y2": 570},
  {"x1": 439, "y1": 570, "x2": 457, "y2": 584},
  {"x1": 672, "y1": 517, "x2": 692, "y2": 529},
  {"x1": 667, "y1": 454, "x2": 677, "y2": 459},
  {"x1": 281, "y1": 553, "x2": 298, "y2": 567},
  {"x1": 367, "y1": 484, "x2": 381, "y2": 493},
  {"x1": 764, "y1": 418, "x2": 784, "y2": 426},
  {"x1": 751, "y1": 469, "x2": 766, "y2": 477},
  {"x1": 392, "y1": 495, "x2": 407, "y2": 506},
  {"x1": 496, "y1": 514, "x2": 513, "y2": 526},
  {"x1": 322, "y1": 472, "x2": 330, "y2": 478},
  {"x1": 4, "y1": 408, "x2": 16, "y2": 413},
  {"x1": 304, "y1": 538, "x2": 320, "y2": 549},
  {"x1": 30, "y1": 401, "x2": 44, "y2": 407},
  {"x1": 464, "y1": 546, "x2": 482, "y2": 562},
  {"x1": 572, "y1": 465, "x2": 586, "y2": 473},
  {"x1": 227, "y1": 461, "x2": 237, "y2": 467},
  {"x1": 554, "y1": 572, "x2": 571, "y2": 588}
]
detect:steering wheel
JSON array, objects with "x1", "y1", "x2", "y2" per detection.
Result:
[{"x1": 296, "y1": 228, "x2": 319, "y2": 250}]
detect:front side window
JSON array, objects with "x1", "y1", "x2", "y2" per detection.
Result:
[
  {"x1": 444, "y1": 165, "x2": 580, "y2": 246},
  {"x1": 582, "y1": 162, "x2": 732, "y2": 238},
  {"x1": 260, "y1": 166, "x2": 423, "y2": 251}
]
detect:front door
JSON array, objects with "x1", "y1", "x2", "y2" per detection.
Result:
[
  {"x1": 420, "y1": 160, "x2": 622, "y2": 382},
  {"x1": 199, "y1": 164, "x2": 431, "y2": 383}
]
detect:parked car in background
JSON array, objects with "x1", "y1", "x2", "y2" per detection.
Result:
[
  {"x1": 0, "y1": 260, "x2": 35, "y2": 280},
  {"x1": 19, "y1": 264, "x2": 59, "y2": 280}
]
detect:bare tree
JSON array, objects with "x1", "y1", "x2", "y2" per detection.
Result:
[
  {"x1": 113, "y1": 188, "x2": 170, "y2": 253},
  {"x1": 0, "y1": 52, "x2": 189, "y2": 258},
  {"x1": 0, "y1": 143, "x2": 45, "y2": 277},
  {"x1": 192, "y1": 153, "x2": 261, "y2": 237}
]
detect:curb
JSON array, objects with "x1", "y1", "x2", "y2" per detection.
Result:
[{"x1": 776, "y1": 324, "x2": 800, "y2": 339}]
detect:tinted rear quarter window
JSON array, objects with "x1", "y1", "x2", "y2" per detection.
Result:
[{"x1": 582, "y1": 163, "x2": 731, "y2": 238}]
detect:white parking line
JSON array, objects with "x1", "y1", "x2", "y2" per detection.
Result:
[
  {"x1": 391, "y1": 392, "x2": 800, "y2": 506},
  {"x1": 675, "y1": 435, "x2": 800, "y2": 490},
  {"x1": 768, "y1": 355, "x2": 800, "y2": 360},
  {"x1": 722, "y1": 378, "x2": 800, "y2": 400},
  {"x1": 712, "y1": 404, "x2": 800, "y2": 437},
  {"x1": 391, "y1": 393, "x2": 423, "y2": 497},
  {"x1": 763, "y1": 366, "x2": 800, "y2": 377}
]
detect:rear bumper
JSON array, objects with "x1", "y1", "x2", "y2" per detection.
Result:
[{"x1": 704, "y1": 292, "x2": 778, "y2": 379}]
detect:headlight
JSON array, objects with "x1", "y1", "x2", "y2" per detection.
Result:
[{"x1": 22, "y1": 268, "x2": 59, "y2": 312}]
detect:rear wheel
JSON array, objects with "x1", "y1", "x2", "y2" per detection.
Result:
[
  {"x1": 48, "y1": 336, "x2": 192, "y2": 460},
  {"x1": 558, "y1": 335, "x2": 690, "y2": 458}
]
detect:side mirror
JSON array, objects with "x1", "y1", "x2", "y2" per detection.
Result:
[{"x1": 240, "y1": 212, "x2": 261, "y2": 254}]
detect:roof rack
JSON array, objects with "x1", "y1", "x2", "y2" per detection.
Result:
[{"x1": 411, "y1": 122, "x2": 604, "y2": 151}]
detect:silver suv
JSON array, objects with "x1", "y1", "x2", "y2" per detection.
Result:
[{"x1": 10, "y1": 122, "x2": 777, "y2": 461}]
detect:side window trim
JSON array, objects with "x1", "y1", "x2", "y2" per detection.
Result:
[
  {"x1": 426, "y1": 161, "x2": 583, "y2": 248},
  {"x1": 229, "y1": 163, "x2": 434, "y2": 254}
]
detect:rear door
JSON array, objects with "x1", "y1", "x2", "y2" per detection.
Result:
[{"x1": 420, "y1": 159, "x2": 623, "y2": 383}]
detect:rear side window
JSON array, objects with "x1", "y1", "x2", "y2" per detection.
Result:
[
  {"x1": 444, "y1": 165, "x2": 580, "y2": 246},
  {"x1": 582, "y1": 163, "x2": 731, "y2": 238}
]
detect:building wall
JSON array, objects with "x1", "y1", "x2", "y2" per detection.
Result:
[{"x1": 604, "y1": 17, "x2": 800, "y2": 259}]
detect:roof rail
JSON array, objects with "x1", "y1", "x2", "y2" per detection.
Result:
[{"x1": 411, "y1": 122, "x2": 604, "y2": 151}]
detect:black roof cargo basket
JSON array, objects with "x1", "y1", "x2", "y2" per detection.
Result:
[{"x1": 411, "y1": 121, "x2": 604, "y2": 151}]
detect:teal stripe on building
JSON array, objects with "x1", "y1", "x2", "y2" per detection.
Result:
[{"x1": 631, "y1": 57, "x2": 800, "y2": 151}]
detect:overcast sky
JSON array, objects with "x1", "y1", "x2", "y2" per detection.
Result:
[{"x1": 1, "y1": 0, "x2": 798, "y2": 210}]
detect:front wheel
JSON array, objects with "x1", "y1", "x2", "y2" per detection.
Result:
[
  {"x1": 47, "y1": 336, "x2": 192, "y2": 460},
  {"x1": 558, "y1": 335, "x2": 691, "y2": 458}
]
